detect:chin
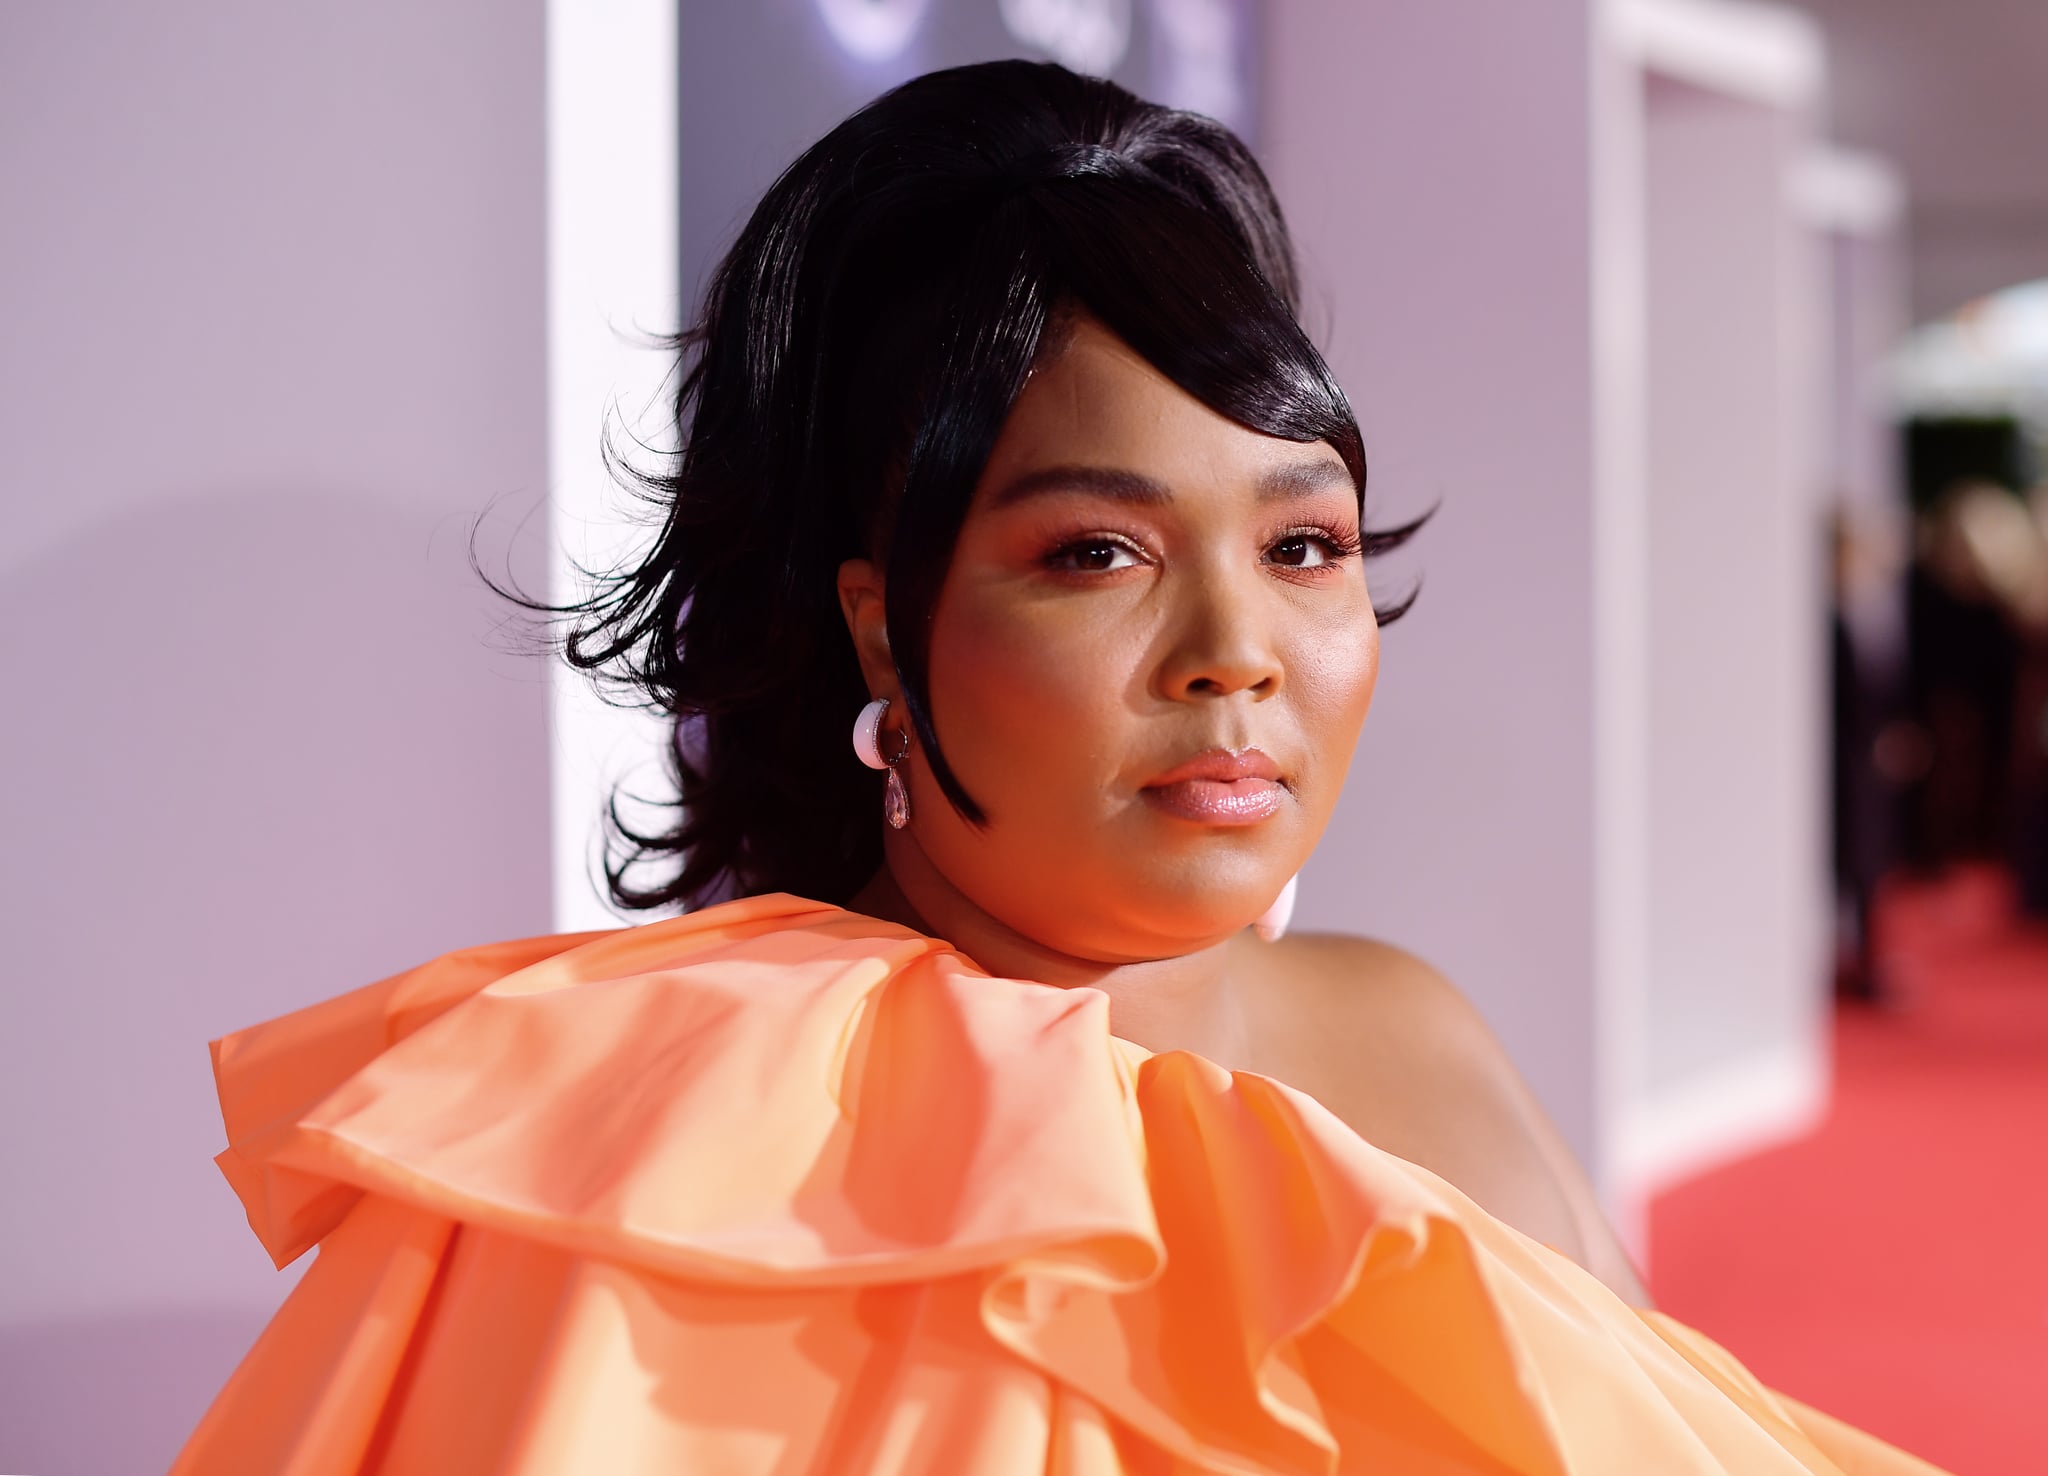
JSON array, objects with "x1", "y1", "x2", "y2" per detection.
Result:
[
  {"x1": 937, "y1": 806, "x2": 1306, "y2": 956},
  {"x1": 1098, "y1": 863, "x2": 1284, "y2": 949},
  {"x1": 959, "y1": 860, "x2": 1265, "y2": 961}
]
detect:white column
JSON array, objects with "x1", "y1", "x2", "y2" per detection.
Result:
[
  {"x1": 1617, "y1": 57, "x2": 1833, "y2": 1221},
  {"x1": 545, "y1": 0, "x2": 680, "y2": 931}
]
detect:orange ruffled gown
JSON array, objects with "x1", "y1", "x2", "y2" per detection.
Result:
[{"x1": 173, "y1": 893, "x2": 1944, "y2": 1475}]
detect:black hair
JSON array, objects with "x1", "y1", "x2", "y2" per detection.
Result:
[{"x1": 548, "y1": 59, "x2": 1423, "y2": 913}]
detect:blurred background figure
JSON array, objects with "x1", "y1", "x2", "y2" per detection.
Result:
[
  {"x1": 1893, "y1": 286, "x2": 2048, "y2": 910},
  {"x1": 1828, "y1": 500, "x2": 1908, "y2": 1001},
  {"x1": 2022, "y1": 479, "x2": 2048, "y2": 915},
  {"x1": 1902, "y1": 478, "x2": 2028, "y2": 876}
]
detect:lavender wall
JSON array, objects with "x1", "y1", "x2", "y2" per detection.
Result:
[{"x1": 0, "y1": 5, "x2": 552, "y2": 1471}]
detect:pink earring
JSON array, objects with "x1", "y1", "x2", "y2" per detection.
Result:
[
  {"x1": 851, "y1": 697, "x2": 911, "y2": 829},
  {"x1": 1254, "y1": 873, "x2": 1298, "y2": 942}
]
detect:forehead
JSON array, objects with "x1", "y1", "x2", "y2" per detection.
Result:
[{"x1": 977, "y1": 314, "x2": 1342, "y2": 494}]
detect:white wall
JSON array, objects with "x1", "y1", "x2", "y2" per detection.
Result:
[
  {"x1": 1625, "y1": 74, "x2": 1831, "y2": 1195},
  {"x1": 0, "y1": 5, "x2": 552, "y2": 1471}
]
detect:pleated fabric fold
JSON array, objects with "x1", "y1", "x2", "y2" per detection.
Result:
[{"x1": 173, "y1": 894, "x2": 1945, "y2": 1475}]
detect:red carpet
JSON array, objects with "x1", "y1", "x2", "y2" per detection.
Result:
[{"x1": 1649, "y1": 867, "x2": 2048, "y2": 1475}]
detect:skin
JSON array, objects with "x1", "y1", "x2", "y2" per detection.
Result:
[{"x1": 838, "y1": 311, "x2": 1650, "y2": 1307}]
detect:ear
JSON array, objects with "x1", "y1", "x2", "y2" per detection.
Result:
[{"x1": 836, "y1": 557, "x2": 898, "y2": 700}]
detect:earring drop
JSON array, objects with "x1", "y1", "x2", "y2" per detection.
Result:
[
  {"x1": 852, "y1": 697, "x2": 912, "y2": 829},
  {"x1": 1254, "y1": 873, "x2": 1298, "y2": 942},
  {"x1": 882, "y1": 751, "x2": 911, "y2": 830}
]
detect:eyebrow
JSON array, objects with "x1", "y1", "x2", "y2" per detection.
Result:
[{"x1": 987, "y1": 456, "x2": 1353, "y2": 509}]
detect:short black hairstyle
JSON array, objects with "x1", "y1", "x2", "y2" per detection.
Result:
[{"x1": 549, "y1": 59, "x2": 1422, "y2": 913}]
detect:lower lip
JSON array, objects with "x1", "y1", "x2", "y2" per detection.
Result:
[{"x1": 1140, "y1": 778, "x2": 1285, "y2": 825}]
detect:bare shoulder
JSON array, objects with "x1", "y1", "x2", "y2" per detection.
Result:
[
  {"x1": 1270, "y1": 931, "x2": 1493, "y2": 1049},
  {"x1": 1245, "y1": 932, "x2": 1651, "y2": 1307},
  {"x1": 1251, "y1": 932, "x2": 1527, "y2": 1125}
]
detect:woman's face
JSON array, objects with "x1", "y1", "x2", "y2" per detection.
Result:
[{"x1": 859, "y1": 313, "x2": 1380, "y2": 962}]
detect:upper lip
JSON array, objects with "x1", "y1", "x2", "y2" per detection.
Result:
[{"x1": 1143, "y1": 747, "x2": 1283, "y2": 787}]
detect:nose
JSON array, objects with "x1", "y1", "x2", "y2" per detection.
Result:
[{"x1": 1154, "y1": 565, "x2": 1284, "y2": 702}]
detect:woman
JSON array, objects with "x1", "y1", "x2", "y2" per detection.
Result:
[{"x1": 175, "y1": 61, "x2": 1942, "y2": 1474}]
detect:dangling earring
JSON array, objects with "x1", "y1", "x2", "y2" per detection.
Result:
[
  {"x1": 1254, "y1": 873, "x2": 1298, "y2": 942},
  {"x1": 881, "y1": 745, "x2": 911, "y2": 829},
  {"x1": 851, "y1": 697, "x2": 912, "y2": 829}
]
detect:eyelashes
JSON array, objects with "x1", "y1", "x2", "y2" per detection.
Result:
[
  {"x1": 1041, "y1": 524, "x2": 1364, "y2": 575},
  {"x1": 1268, "y1": 524, "x2": 1365, "y2": 567},
  {"x1": 1043, "y1": 532, "x2": 1150, "y2": 574}
]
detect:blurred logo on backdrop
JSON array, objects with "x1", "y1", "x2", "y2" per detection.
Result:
[
  {"x1": 1151, "y1": 0, "x2": 1243, "y2": 126},
  {"x1": 999, "y1": 0, "x2": 1132, "y2": 75},
  {"x1": 816, "y1": 0, "x2": 936, "y2": 61},
  {"x1": 806, "y1": 0, "x2": 1253, "y2": 137}
]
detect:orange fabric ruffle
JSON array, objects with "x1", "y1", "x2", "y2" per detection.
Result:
[{"x1": 173, "y1": 894, "x2": 1947, "y2": 1475}]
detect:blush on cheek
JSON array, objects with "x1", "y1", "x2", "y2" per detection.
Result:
[
  {"x1": 925, "y1": 594, "x2": 1124, "y2": 803},
  {"x1": 1278, "y1": 625, "x2": 1378, "y2": 838},
  {"x1": 1292, "y1": 619, "x2": 1379, "y2": 724}
]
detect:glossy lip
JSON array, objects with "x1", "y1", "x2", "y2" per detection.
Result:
[{"x1": 1139, "y1": 747, "x2": 1287, "y2": 826}]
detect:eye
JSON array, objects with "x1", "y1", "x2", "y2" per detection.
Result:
[
  {"x1": 1265, "y1": 529, "x2": 1357, "y2": 569},
  {"x1": 1046, "y1": 535, "x2": 1147, "y2": 573}
]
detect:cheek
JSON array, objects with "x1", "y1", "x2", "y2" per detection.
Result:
[
  {"x1": 923, "y1": 582, "x2": 1145, "y2": 796},
  {"x1": 1285, "y1": 606, "x2": 1380, "y2": 787}
]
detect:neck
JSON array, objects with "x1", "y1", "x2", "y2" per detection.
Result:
[{"x1": 846, "y1": 831, "x2": 1256, "y2": 1061}]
